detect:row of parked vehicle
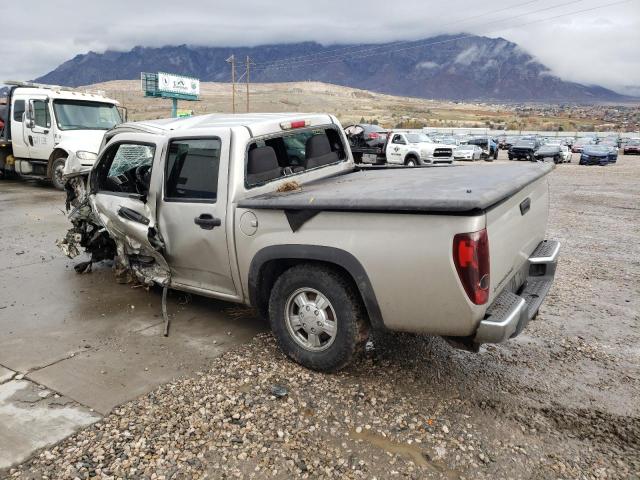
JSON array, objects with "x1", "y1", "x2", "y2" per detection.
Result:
[{"x1": 344, "y1": 124, "x2": 498, "y2": 165}]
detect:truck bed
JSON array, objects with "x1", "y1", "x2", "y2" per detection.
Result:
[{"x1": 238, "y1": 163, "x2": 554, "y2": 214}]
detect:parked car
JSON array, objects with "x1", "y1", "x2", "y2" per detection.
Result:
[
  {"x1": 509, "y1": 139, "x2": 541, "y2": 161},
  {"x1": 571, "y1": 140, "x2": 594, "y2": 153},
  {"x1": 466, "y1": 137, "x2": 498, "y2": 160},
  {"x1": 453, "y1": 144, "x2": 482, "y2": 161},
  {"x1": 59, "y1": 113, "x2": 559, "y2": 371},
  {"x1": 580, "y1": 145, "x2": 613, "y2": 165},
  {"x1": 500, "y1": 135, "x2": 520, "y2": 150},
  {"x1": 534, "y1": 145, "x2": 563, "y2": 163},
  {"x1": 559, "y1": 145, "x2": 572, "y2": 163},
  {"x1": 622, "y1": 140, "x2": 640, "y2": 155}
]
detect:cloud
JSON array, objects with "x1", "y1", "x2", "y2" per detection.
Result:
[{"x1": 3, "y1": 0, "x2": 639, "y2": 95}]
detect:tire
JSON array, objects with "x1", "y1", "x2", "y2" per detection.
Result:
[
  {"x1": 553, "y1": 155, "x2": 560, "y2": 164},
  {"x1": 268, "y1": 264, "x2": 369, "y2": 372},
  {"x1": 50, "y1": 156, "x2": 67, "y2": 190},
  {"x1": 405, "y1": 156, "x2": 418, "y2": 166}
]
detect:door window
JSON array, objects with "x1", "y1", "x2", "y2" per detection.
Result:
[
  {"x1": 95, "y1": 142, "x2": 155, "y2": 195},
  {"x1": 13, "y1": 100, "x2": 25, "y2": 122},
  {"x1": 32, "y1": 100, "x2": 51, "y2": 128},
  {"x1": 392, "y1": 134, "x2": 405, "y2": 144},
  {"x1": 165, "y1": 138, "x2": 221, "y2": 201}
]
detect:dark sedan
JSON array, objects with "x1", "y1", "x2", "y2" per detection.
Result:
[
  {"x1": 580, "y1": 145, "x2": 614, "y2": 166},
  {"x1": 534, "y1": 145, "x2": 562, "y2": 163},
  {"x1": 623, "y1": 140, "x2": 640, "y2": 155}
]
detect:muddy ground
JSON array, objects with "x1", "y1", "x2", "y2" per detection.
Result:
[{"x1": 3, "y1": 153, "x2": 640, "y2": 479}]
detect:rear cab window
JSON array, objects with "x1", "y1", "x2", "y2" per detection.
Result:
[
  {"x1": 245, "y1": 126, "x2": 346, "y2": 188},
  {"x1": 13, "y1": 100, "x2": 25, "y2": 122}
]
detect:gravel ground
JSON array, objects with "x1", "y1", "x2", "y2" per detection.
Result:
[{"x1": 5, "y1": 156, "x2": 640, "y2": 479}]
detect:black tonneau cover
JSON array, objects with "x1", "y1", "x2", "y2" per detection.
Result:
[{"x1": 238, "y1": 163, "x2": 554, "y2": 214}]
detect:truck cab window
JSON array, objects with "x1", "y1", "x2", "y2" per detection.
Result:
[
  {"x1": 165, "y1": 138, "x2": 221, "y2": 201},
  {"x1": 95, "y1": 143, "x2": 155, "y2": 196},
  {"x1": 13, "y1": 100, "x2": 25, "y2": 122},
  {"x1": 33, "y1": 100, "x2": 51, "y2": 128},
  {"x1": 246, "y1": 126, "x2": 346, "y2": 188},
  {"x1": 392, "y1": 134, "x2": 405, "y2": 144}
]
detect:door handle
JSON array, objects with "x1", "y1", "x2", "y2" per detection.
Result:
[
  {"x1": 28, "y1": 135, "x2": 33, "y2": 146},
  {"x1": 118, "y1": 206, "x2": 150, "y2": 225},
  {"x1": 194, "y1": 213, "x2": 221, "y2": 230}
]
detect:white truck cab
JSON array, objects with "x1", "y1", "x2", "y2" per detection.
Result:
[
  {"x1": 0, "y1": 81, "x2": 123, "y2": 189},
  {"x1": 385, "y1": 131, "x2": 455, "y2": 166}
]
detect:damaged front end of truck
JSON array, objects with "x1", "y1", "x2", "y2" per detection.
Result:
[{"x1": 57, "y1": 139, "x2": 171, "y2": 289}]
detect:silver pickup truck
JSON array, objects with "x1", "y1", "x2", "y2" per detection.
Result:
[{"x1": 61, "y1": 113, "x2": 560, "y2": 371}]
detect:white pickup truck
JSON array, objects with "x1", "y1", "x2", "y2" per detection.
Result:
[
  {"x1": 385, "y1": 131, "x2": 455, "y2": 165},
  {"x1": 60, "y1": 113, "x2": 559, "y2": 371}
]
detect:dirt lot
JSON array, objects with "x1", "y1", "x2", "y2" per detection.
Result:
[{"x1": 3, "y1": 154, "x2": 640, "y2": 479}]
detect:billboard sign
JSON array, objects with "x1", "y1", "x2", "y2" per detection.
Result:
[{"x1": 157, "y1": 72, "x2": 200, "y2": 97}]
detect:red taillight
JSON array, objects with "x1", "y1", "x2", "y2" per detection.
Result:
[
  {"x1": 368, "y1": 132, "x2": 379, "y2": 139},
  {"x1": 453, "y1": 229, "x2": 490, "y2": 305}
]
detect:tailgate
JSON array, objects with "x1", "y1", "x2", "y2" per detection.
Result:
[{"x1": 485, "y1": 174, "x2": 549, "y2": 303}]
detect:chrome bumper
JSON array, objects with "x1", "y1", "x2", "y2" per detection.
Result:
[{"x1": 474, "y1": 240, "x2": 560, "y2": 344}]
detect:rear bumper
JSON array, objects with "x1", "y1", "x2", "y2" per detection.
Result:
[{"x1": 473, "y1": 240, "x2": 560, "y2": 344}]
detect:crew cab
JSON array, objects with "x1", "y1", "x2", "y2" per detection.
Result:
[
  {"x1": 0, "y1": 81, "x2": 123, "y2": 189},
  {"x1": 60, "y1": 113, "x2": 560, "y2": 371},
  {"x1": 385, "y1": 131, "x2": 454, "y2": 165}
]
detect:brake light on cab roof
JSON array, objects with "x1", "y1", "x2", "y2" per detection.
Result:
[{"x1": 280, "y1": 119, "x2": 310, "y2": 130}]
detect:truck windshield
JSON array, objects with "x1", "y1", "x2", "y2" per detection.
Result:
[
  {"x1": 53, "y1": 100, "x2": 121, "y2": 131},
  {"x1": 405, "y1": 133, "x2": 431, "y2": 143}
]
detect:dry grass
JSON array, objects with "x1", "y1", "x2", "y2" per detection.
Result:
[{"x1": 88, "y1": 80, "x2": 607, "y2": 130}]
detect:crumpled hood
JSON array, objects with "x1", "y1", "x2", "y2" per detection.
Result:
[{"x1": 59, "y1": 130, "x2": 108, "y2": 178}]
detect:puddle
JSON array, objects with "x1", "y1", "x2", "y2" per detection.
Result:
[{"x1": 351, "y1": 429, "x2": 458, "y2": 477}]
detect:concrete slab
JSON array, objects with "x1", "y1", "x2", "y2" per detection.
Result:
[
  {"x1": 0, "y1": 366, "x2": 15, "y2": 384},
  {"x1": 0, "y1": 179, "x2": 266, "y2": 468},
  {"x1": 28, "y1": 293, "x2": 263, "y2": 414},
  {"x1": 0, "y1": 379, "x2": 100, "y2": 469}
]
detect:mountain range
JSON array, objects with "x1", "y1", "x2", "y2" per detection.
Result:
[{"x1": 31, "y1": 35, "x2": 630, "y2": 103}]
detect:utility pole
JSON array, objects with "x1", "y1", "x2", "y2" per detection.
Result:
[
  {"x1": 245, "y1": 56, "x2": 252, "y2": 113},
  {"x1": 226, "y1": 54, "x2": 236, "y2": 113}
]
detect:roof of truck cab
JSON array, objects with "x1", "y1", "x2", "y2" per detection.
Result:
[
  {"x1": 116, "y1": 113, "x2": 334, "y2": 133},
  {"x1": 11, "y1": 86, "x2": 118, "y2": 104}
]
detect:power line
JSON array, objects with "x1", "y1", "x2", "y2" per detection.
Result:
[
  {"x1": 253, "y1": 0, "x2": 542, "y2": 67},
  {"x1": 253, "y1": 0, "x2": 588, "y2": 72}
]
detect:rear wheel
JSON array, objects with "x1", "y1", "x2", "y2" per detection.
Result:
[
  {"x1": 269, "y1": 264, "x2": 368, "y2": 372},
  {"x1": 50, "y1": 156, "x2": 67, "y2": 190}
]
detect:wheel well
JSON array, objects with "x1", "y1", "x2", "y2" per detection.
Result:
[
  {"x1": 253, "y1": 259, "x2": 369, "y2": 325},
  {"x1": 47, "y1": 148, "x2": 68, "y2": 178},
  {"x1": 405, "y1": 153, "x2": 418, "y2": 163}
]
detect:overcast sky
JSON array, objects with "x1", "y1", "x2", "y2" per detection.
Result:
[{"x1": 3, "y1": 0, "x2": 639, "y2": 95}]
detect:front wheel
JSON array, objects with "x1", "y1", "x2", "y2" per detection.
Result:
[
  {"x1": 50, "y1": 156, "x2": 67, "y2": 190},
  {"x1": 269, "y1": 264, "x2": 369, "y2": 372},
  {"x1": 405, "y1": 157, "x2": 417, "y2": 166}
]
